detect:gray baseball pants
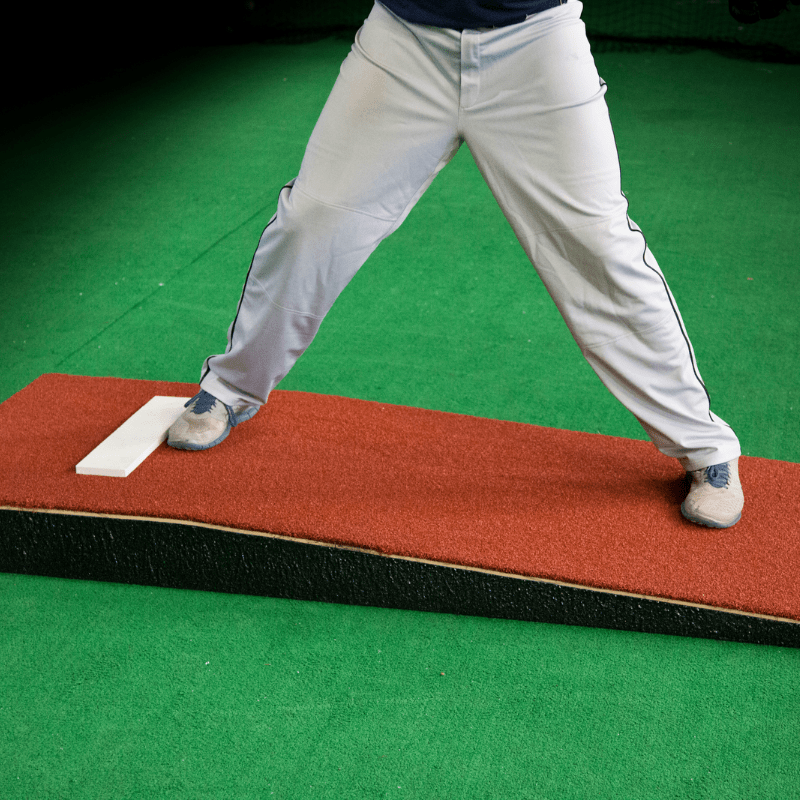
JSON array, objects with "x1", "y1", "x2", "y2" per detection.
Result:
[{"x1": 200, "y1": 0, "x2": 741, "y2": 471}]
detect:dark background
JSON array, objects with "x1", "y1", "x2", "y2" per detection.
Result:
[
  {"x1": 6, "y1": 0, "x2": 800, "y2": 109},
  {"x1": 6, "y1": 0, "x2": 374, "y2": 107}
]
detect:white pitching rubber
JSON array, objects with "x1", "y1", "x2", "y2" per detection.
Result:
[{"x1": 76, "y1": 396, "x2": 191, "y2": 477}]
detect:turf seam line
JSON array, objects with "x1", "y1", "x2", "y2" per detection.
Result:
[{"x1": 52, "y1": 204, "x2": 271, "y2": 370}]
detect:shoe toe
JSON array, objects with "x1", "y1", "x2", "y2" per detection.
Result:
[
  {"x1": 167, "y1": 407, "x2": 230, "y2": 450},
  {"x1": 681, "y1": 460, "x2": 744, "y2": 529},
  {"x1": 681, "y1": 496, "x2": 742, "y2": 529}
]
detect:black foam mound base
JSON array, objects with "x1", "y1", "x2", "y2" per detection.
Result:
[{"x1": 3, "y1": 509, "x2": 798, "y2": 649}]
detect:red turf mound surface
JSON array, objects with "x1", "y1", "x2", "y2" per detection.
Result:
[{"x1": 1, "y1": 374, "x2": 798, "y2": 621}]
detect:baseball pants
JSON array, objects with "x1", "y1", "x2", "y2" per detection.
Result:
[{"x1": 200, "y1": 0, "x2": 741, "y2": 471}]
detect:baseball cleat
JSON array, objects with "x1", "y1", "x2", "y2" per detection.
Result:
[
  {"x1": 680, "y1": 458, "x2": 743, "y2": 529},
  {"x1": 167, "y1": 390, "x2": 257, "y2": 451}
]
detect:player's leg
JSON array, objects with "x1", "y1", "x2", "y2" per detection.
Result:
[
  {"x1": 462, "y1": 2, "x2": 742, "y2": 525},
  {"x1": 169, "y1": 3, "x2": 463, "y2": 449}
]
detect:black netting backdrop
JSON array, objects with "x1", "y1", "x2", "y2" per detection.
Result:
[
  {"x1": 251, "y1": 0, "x2": 800, "y2": 60},
  {"x1": 581, "y1": 0, "x2": 800, "y2": 60},
  {"x1": 8, "y1": 0, "x2": 795, "y2": 109}
]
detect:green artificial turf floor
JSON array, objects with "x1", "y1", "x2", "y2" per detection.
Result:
[{"x1": 1, "y1": 36, "x2": 799, "y2": 798}]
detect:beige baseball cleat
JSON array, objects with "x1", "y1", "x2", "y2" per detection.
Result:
[
  {"x1": 167, "y1": 390, "x2": 257, "y2": 451},
  {"x1": 681, "y1": 458, "x2": 743, "y2": 528}
]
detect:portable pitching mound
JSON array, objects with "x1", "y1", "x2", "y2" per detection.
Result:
[{"x1": 1, "y1": 373, "x2": 798, "y2": 648}]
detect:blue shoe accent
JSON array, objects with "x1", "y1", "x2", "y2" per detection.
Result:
[
  {"x1": 185, "y1": 389, "x2": 219, "y2": 415},
  {"x1": 230, "y1": 404, "x2": 258, "y2": 427},
  {"x1": 703, "y1": 462, "x2": 729, "y2": 489}
]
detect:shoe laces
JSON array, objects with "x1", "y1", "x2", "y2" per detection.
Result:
[
  {"x1": 703, "y1": 462, "x2": 729, "y2": 489},
  {"x1": 187, "y1": 390, "x2": 218, "y2": 415}
]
